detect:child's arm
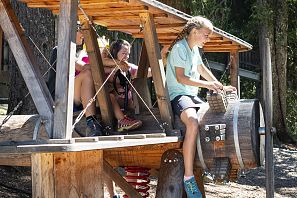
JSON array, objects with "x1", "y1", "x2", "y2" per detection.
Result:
[
  {"x1": 175, "y1": 66, "x2": 222, "y2": 93},
  {"x1": 198, "y1": 64, "x2": 236, "y2": 92}
]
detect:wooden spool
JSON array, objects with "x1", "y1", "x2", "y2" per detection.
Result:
[{"x1": 196, "y1": 99, "x2": 262, "y2": 180}]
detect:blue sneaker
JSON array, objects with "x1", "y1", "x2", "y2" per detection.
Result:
[
  {"x1": 86, "y1": 117, "x2": 103, "y2": 137},
  {"x1": 184, "y1": 177, "x2": 202, "y2": 198}
]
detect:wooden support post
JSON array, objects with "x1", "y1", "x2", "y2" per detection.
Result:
[
  {"x1": 0, "y1": 0, "x2": 54, "y2": 136},
  {"x1": 230, "y1": 50, "x2": 239, "y2": 93},
  {"x1": 103, "y1": 160, "x2": 142, "y2": 198},
  {"x1": 139, "y1": 13, "x2": 173, "y2": 131},
  {"x1": 81, "y1": 19, "x2": 114, "y2": 129},
  {"x1": 134, "y1": 42, "x2": 152, "y2": 113},
  {"x1": 31, "y1": 150, "x2": 104, "y2": 198},
  {"x1": 0, "y1": 26, "x2": 3, "y2": 69},
  {"x1": 53, "y1": 0, "x2": 78, "y2": 139},
  {"x1": 156, "y1": 149, "x2": 184, "y2": 198}
]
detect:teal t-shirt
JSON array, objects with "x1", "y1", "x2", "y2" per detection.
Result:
[{"x1": 166, "y1": 38, "x2": 203, "y2": 101}]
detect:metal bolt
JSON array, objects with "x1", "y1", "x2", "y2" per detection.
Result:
[
  {"x1": 205, "y1": 126, "x2": 209, "y2": 131},
  {"x1": 205, "y1": 137, "x2": 210, "y2": 142},
  {"x1": 216, "y1": 136, "x2": 221, "y2": 141}
]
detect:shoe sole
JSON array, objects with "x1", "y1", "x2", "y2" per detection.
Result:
[{"x1": 117, "y1": 121, "x2": 142, "y2": 132}]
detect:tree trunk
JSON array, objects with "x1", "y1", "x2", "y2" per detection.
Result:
[
  {"x1": 259, "y1": 0, "x2": 295, "y2": 143},
  {"x1": 7, "y1": 0, "x2": 55, "y2": 115},
  {"x1": 270, "y1": 0, "x2": 295, "y2": 143}
]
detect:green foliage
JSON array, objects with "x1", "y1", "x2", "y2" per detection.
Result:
[{"x1": 187, "y1": 0, "x2": 232, "y2": 29}]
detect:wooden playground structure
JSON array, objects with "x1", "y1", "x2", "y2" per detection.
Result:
[{"x1": 0, "y1": 0, "x2": 275, "y2": 197}]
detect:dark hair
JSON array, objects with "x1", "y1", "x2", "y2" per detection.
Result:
[{"x1": 109, "y1": 39, "x2": 130, "y2": 59}]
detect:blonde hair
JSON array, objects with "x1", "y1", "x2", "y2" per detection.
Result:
[{"x1": 168, "y1": 16, "x2": 213, "y2": 51}]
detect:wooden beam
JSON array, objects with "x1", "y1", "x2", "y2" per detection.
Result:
[
  {"x1": 92, "y1": 13, "x2": 167, "y2": 21},
  {"x1": 230, "y1": 50, "x2": 239, "y2": 92},
  {"x1": 134, "y1": 42, "x2": 152, "y2": 113},
  {"x1": 139, "y1": 12, "x2": 173, "y2": 131},
  {"x1": 133, "y1": 32, "x2": 178, "y2": 39},
  {"x1": 31, "y1": 150, "x2": 104, "y2": 198},
  {"x1": 103, "y1": 160, "x2": 142, "y2": 198},
  {"x1": 0, "y1": 153, "x2": 31, "y2": 166},
  {"x1": 81, "y1": 19, "x2": 114, "y2": 129},
  {"x1": 53, "y1": 0, "x2": 78, "y2": 139},
  {"x1": 0, "y1": 26, "x2": 3, "y2": 69},
  {"x1": 107, "y1": 23, "x2": 185, "y2": 30},
  {"x1": 31, "y1": 153, "x2": 54, "y2": 197},
  {"x1": 0, "y1": 0, "x2": 54, "y2": 136}
]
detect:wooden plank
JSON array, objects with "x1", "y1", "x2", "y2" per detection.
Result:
[
  {"x1": 13, "y1": 137, "x2": 180, "y2": 154},
  {"x1": 53, "y1": 0, "x2": 78, "y2": 139},
  {"x1": 98, "y1": 136, "x2": 124, "y2": 141},
  {"x1": 103, "y1": 160, "x2": 142, "y2": 198},
  {"x1": 31, "y1": 153, "x2": 55, "y2": 198},
  {"x1": 230, "y1": 50, "x2": 239, "y2": 92},
  {"x1": 104, "y1": 142, "x2": 182, "y2": 169},
  {"x1": 107, "y1": 23, "x2": 185, "y2": 30},
  {"x1": 0, "y1": 0, "x2": 54, "y2": 137},
  {"x1": 123, "y1": 134, "x2": 146, "y2": 139},
  {"x1": 81, "y1": 18, "x2": 114, "y2": 129},
  {"x1": 145, "y1": 133, "x2": 166, "y2": 138},
  {"x1": 139, "y1": 12, "x2": 173, "y2": 131},
  {"x1": 73, "y1": 137, "x2": 99, "y2": 142},
  {"x1": 133, "y1": 43, "x2": 153, "y2": 113},
  {"x1": 55, "y1": 151, "x2": 104, "y2": 198},
  {"x1": 0, "y1": 26, "x2": 3, "y2": 69},
  {"x1": 32, "y1": 151, "x2": 104, "y2": 198},
  {"x1": 0, "y1": 153, "x2": 31, "y2": 166}
]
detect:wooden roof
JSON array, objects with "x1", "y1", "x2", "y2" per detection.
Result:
[{"x1": 19, "y1": 0, "x2": 252, "y2": 52}]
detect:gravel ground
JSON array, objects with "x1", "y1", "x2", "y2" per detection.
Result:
[
  {"x1": 106, "y1": 145, "x2": 297, "y2": 198},
  {"x1": 0, "y1": 145, "x2": 296, "y2": 197}
]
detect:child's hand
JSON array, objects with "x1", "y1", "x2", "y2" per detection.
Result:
[
  {"x1": 118, "y1": 61, "x2": 130, "y2": 72},
  {"x1": 207, "y1": 81, "x2": 223, "y2": 93},
  {"x1": 223, "y1": 85, "x2": 237, "y2": 92}
]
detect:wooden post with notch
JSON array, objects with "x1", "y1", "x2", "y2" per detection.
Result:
[
  {"x1": 81, "y1": 18, "x2": 114, "y2": 129},
  {"x1": 0, "y1": 26, "x2": 3, "y2": 69},
  {"x1": 134, "y1": 42, "x2": 152, "y2": 113},
  {"x1": 53, "y1": 0, "x2": 78, "y2": 139},
  {"x1": 31, "y1": 150, "x2": 104, "y2": 198},
  {"x1": 230, "y1": 50, "x2": 239, "y2": 94},
  {"x1": 0, "y1": 0, "x2": 54, "y2": 136},
  {"x1": 139, "y1": 12, "x2": 173, "y2": 131}
]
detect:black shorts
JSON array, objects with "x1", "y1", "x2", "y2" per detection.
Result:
[{"x1": 171, "y1": 95, "x2": 205, "y2": 117}]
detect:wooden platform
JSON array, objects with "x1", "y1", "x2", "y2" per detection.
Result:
[{"x1": 19, "y1": 0, "x2": 252, "y2": 52}]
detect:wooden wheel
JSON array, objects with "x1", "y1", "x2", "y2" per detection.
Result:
[{"x1": 263, "y1": 38, "x2": 275, "y2": 198}]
